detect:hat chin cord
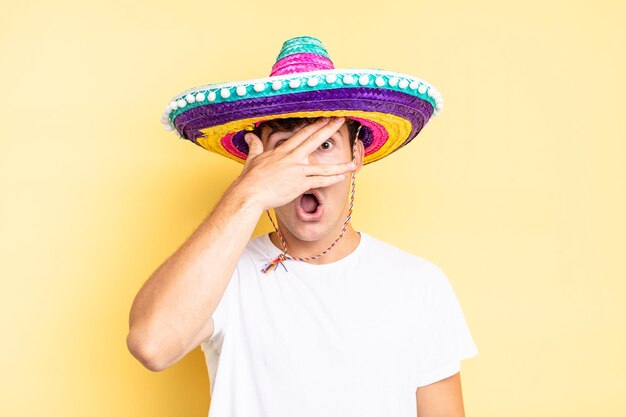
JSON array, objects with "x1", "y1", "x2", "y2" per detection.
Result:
[{"x1": 261, "y1": 126, "x2": 361, "y2": 273}]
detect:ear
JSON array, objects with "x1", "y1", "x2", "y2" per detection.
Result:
[{"x1": 353, "y1": 139, "x2": 365, "y2": 174}]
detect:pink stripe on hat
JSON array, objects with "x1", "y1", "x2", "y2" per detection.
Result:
[{"x1": 270, "y1": 53, "x2": 334, "y2": 76}]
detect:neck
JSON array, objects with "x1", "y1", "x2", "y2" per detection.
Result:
[{"x1": 268, "y1": 223, "x2": 361, "y2": 265}]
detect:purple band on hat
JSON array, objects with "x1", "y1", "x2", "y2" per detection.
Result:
[{"x1": 174, "y1": 88, "x2": 433, "y2": 155}]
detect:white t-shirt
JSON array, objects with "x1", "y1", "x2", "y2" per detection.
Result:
[{"x1": 200, "y1": 231, "x2": 478, "y2": 417}]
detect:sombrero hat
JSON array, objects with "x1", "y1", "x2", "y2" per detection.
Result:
[{"x1": 160, "y1": 35, "x2": 443, "y2": 165}]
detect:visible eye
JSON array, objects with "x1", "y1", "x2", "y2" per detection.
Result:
[
  {"x1": 319, "y1": 139, "x2": 334, "y2": 150},
  {"x1": 274, "y1": 139, "x2": 286, "y2": 148}
]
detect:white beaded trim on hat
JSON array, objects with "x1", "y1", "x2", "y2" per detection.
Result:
[{"x1": 160, "y1": 68, "x2": 443, "y2": 131}]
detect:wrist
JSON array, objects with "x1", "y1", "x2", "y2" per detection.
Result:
[{"x1": 226, "y1": 178, "x2": 265, "y2": 214}]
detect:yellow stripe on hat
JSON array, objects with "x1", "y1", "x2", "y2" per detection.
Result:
[{"x1": 196, "y1": 110, "x2": 412, "y2": 165}]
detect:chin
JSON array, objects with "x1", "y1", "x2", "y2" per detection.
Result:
[
  {"x1": 281, "y1": 218, "x2": 328, "y2": 242},
  {"x1": 290, "y1": 223, "x2": 331, "y2": 242},
  {"x1": 276, "y1": 206, "x2": 341, "y2": 243}
]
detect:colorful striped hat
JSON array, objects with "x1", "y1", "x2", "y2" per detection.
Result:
[{"x1": 160, "y1": 36, "x2": 443, "y2": 165}]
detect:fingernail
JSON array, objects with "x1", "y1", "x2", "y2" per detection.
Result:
[
  {"x1": 319, "y1": 117, "x2": 330, "y2": 123},
  {"x1": 244, "y1": 134, "x2": 250, "y2": 144},
  {"x1": 334, "y1": 116, "x2": 345, "y2": 124},
  {"x1": 347, "y1": 161, "x2": 356, "y2": 168}
]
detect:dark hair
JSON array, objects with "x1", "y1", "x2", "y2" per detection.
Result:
[{"x1": 253, "y1": 117, "x2": 360, "y2": 148}]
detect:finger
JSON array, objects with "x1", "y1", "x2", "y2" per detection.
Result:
[
  {"x1": 277, "y1": 117, "x2": 331, "y2": 153},
  {"x1": 243, "y1": 132, "x2": 264, "y2": 169},
  {"x1": 303, "y1": 161, "x2": 356, "y2": 176},
  {"x1": 305, "y1": 173, "x2": 349, "y2": 189},
  {"x1": 292, "y1": 117, "x2": 345, "y2": 159}
]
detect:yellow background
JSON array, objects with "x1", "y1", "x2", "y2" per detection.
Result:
[{"x1": 1, "y1": 0, "x2": 624, "y2": 416}]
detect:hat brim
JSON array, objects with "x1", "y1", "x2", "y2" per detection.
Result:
[{"x1": 163, "y1": 69, "x2": 442, "y2": 165}]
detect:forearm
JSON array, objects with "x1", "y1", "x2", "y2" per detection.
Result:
[{"x1": 126, "y1": 180, "x2": 262, "y2": 371}]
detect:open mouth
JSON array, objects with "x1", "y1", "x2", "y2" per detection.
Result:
[
  {"x1": 296, "y1": 190, "x2": 323, "y2": 221},
  {"x1": 301, "y1": 192, "x2": 320, "y2": 213}
]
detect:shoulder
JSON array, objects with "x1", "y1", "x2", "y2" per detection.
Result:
[
  {"x1": 243, "y1": 233, "x2": 271, "y2": 257},
  {"x1": 361, "y1": 231, "x2": 450, "y2": 288}
]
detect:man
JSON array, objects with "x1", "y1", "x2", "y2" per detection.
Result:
[{"x1": 127, "y1": 36, "x2": 478, "y2": 416}]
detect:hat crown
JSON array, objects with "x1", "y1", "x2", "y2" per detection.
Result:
[{"x1": 269, "y1": 36, "x2": 335, "y2": 76}]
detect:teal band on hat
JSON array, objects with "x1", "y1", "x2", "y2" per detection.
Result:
[{"x1": 275, "y1": 36, "x2": 330, "y2": 62}]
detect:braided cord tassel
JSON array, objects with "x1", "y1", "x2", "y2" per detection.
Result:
[
  {"x1": 261, "y1": 126, "x2": 361, "y2": 273},
  {"x1": 261, "y1": 253, "x2": 289, "y2": 273}
]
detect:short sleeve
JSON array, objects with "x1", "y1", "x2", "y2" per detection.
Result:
[
  {"x1": 413, "y1": 264, "x2": 479, "y2": 388},
  {"x1": 200, "y1": 263, "x2": 240, "y2": 348}
]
